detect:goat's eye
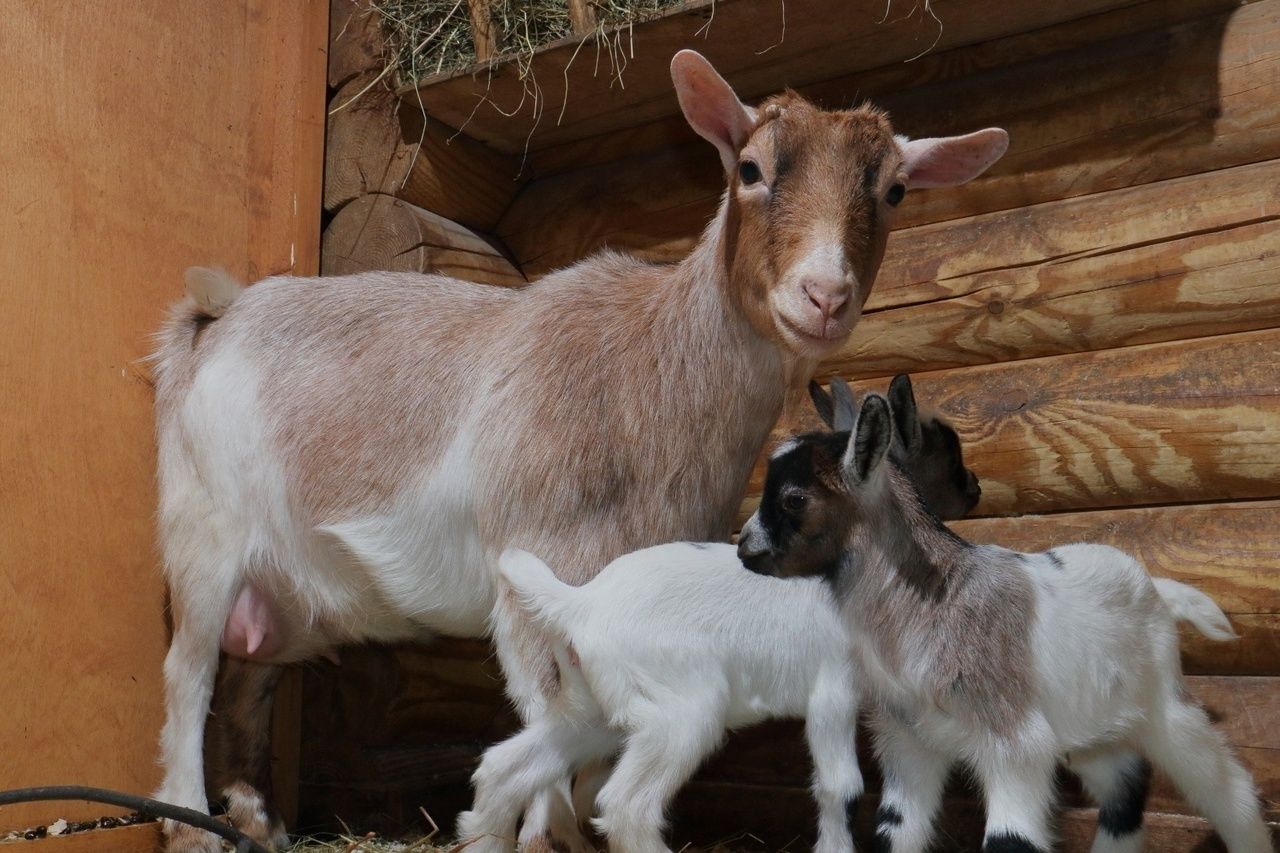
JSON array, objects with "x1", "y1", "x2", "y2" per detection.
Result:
[
  {"x1": 782, "y1": 493, "x2": 807, "y2": 513},
  {"x1": 739, "y1": 160, "x2": 763, "y2": 186},
  {"x1": 885, "y1": 183, "x2": 906, "y2": 206}
]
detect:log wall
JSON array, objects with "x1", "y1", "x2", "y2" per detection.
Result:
[{"x1": 305, "y1": 0, "x2": 1280, "y2": 848}]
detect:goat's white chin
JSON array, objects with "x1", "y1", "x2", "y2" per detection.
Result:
[{"x1": 776, "y1": 312, "x2": 851, "y2": 356}]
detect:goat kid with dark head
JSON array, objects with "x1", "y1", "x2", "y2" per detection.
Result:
[
  {"x1": 740, "y1": 395, "x2": 1269, "y2": 853},
  {"x1": 808, "y1": 374, "x2": 981, "y2": 520}
]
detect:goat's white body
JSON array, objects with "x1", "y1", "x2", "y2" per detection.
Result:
[{"x1": 458, "y1": 543, "x2": 862, "y2": 853}]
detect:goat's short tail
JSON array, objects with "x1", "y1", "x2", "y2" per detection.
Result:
[
  {"x1": 1153, "y1": 577, "x2": 1238, "y2": 641},
  {"x1": 184, "y1": 266, "x2": 243, "y2": 318},
  {"x1": 499, "y1": 548, "x2": 583, "y2": 636}
]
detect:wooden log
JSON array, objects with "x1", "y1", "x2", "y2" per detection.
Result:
[
  {"x1": 325, "y1": 75, "x2": 526, "y2": 230},
  {"x1": 321, "y1": 193, "x2": 525, "y2": 286},
  {"x1": 858, "y1": 329, "x2": 1280, "y2": 516},
  {"x1": 498, "y1": 0, "x2": 1280, "y2": 277},
  {"x1": 744, "y1": 330, "x2": 1280, "y2": 518},
  {"x1": 325, "y1": 75, "x2": 411, "y2": 212},
  {"x1": 466, "y1": 0, "x2": 498, "y2": 62},
  {"x1": 329, "y1": 0, "x2": 386, "y2": 89},
  {"x1": 841, "y1": 218, "x2": 1280, "y2": 379}
]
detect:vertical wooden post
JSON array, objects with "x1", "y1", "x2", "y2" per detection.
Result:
[
  {"x1": 467, "y1": 0, "x2": 499, "y2": 62},
  {"x1": 566, "y1": 0, "x2": 597, "y2": 34}
]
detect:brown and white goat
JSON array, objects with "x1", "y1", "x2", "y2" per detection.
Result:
[
  {"x1": 151, "y1": 50, "x2": 1008, "y2": 852},
  {"x1": 739, "y1": 395, "x2": 1270, "y2": 853}
]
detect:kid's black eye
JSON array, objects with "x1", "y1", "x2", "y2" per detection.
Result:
[
  {"x1": 782, "y1": 493, "x2": 807, "y2": 513},
  {"x1": 739, "y1": 160, "x2": 763, "y2": 186},
  {"x1": 886, "y1": 183, "x2": 906, "y2": 206}
]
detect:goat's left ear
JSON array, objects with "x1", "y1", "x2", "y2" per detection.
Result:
[
  {"x1": 898, "y1": 128, "x2": 1009, "y2": 189},
  {"x1": 842, "y1": 394, "x2": 893, "y2": 486},
  {"x1": 887, "y1": 374, "x2": 922, "y2": 452}
]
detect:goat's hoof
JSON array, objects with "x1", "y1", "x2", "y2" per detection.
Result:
[
  {"x1": 162, "y1": 820, "x2": 223, "y2": 853},
  {"x1": 224, "y1": 781, "x2": 289, "y2": 849}
]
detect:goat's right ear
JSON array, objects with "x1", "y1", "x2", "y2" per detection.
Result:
[
  {"x1": 888, "y1": 374, "x2": 923, "y2": 452},
  {"x1": 842, "y1": 394, "x2": 893, "y2": 486},
  {"x1": 671, "y1": 50, "x2": 758, "y2": 174},
  {"x1": 830, "y1": 378, "x2": 857, "y2": 432}
]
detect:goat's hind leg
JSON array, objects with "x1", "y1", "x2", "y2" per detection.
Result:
[
  {"x1": 156, "y1": 560, "x2": 241, "y2": 852},
  {"x1": 1138, "y1": 693, "x2": 1271, "y2": 852},
  {"x1": 593, "y1": 693, "x2": 727, "y2": 853},
  {"x1": 205, "y1": 659, "x2": 290, "y2": 849},
  {"x1": 456, "y1": 714, "x2": 617, "y2": 853},
  {"x1": 1067, "y1": 746, "x2": 1149, "y2": 853}
]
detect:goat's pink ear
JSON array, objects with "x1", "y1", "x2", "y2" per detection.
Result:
[
  {"x1": 671, "y1": 50, "x2": 758, "y2": 173},
  {"x1": 899, "y1": 128, "x2": 1009, "y2": 189}
]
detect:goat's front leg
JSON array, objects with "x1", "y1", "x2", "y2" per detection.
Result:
[
  {"x1": 805, "y1": 664, "x2": 862, "y2": 853},
  {"x1": 869, "y1": 711, "x2": 949, "y2": 853},
  {"x1": 974, "y1": 744, "x2": 1057, "y2": 853}
]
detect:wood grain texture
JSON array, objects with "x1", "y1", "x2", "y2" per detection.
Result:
[
  {"x1": 407, "y1": 0, "x2": 1139, "y2": 154},
  {"x1": 395, "y1": 105, "x2": 528, "y2": 231},
  {"x1": 329, "y1": 0, "x2": 386, "y2": 88},
  {"x1": 499, "y1": 0, "x2": 1280, "y2": 277},
  {"x1": 326, "y1": 74, "x2": 527, "y2": 230},
  {"x1": 321, "y1": 193, "x2": 525, "y2": 285},
  {"x1": 527, "y1": 0, "x2": 1246, "y2": 178},
  {"x1": 0, "y1": 0, "x2": 326, "y2": 832},
  {"x1": 857, "y1": 329, "x2": 1280, "y2": 516},
  {"x1": 466, "y1": 0, "x2": 499, "y2": 62}
]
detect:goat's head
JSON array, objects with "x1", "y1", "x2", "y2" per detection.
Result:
[
  {"x1": 739, "y1": 393, "x2": 910, "y2": 579},
  {"x1": 809, "y1": 374, "x2": 980, "y2": 520},
  {"x1": 672, "y1": 50, "x2": 1009, "y2": 358}
]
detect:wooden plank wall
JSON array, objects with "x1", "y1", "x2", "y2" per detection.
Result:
[
  {"x1": 0, "y1": 0, "x2": 327, "y2": 842},
  {"x1": 303, "y1": 0, "x2": 1280, "y2": 849}
]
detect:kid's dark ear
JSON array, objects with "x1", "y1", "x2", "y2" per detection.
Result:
[
  {"x1": 888, "y1": 374, "x2": 922, "y2": 452},
  {"x1": 842, "y1": 394, "x2": 893, "y2": 486},
  {"x1": 809, "y1": 381, "x2": 835, "y2": 428},
  {"x1": 830, "y1": 378, "x2": 856, "y2": 432}
]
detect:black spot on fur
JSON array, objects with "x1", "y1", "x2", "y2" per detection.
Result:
[
  {"x1": 1045, "y1": 549, "x2": 1065, "y2": 570},
  {"x1": 190, "y1": 313, "x2": 214, "y2": 347},
  {"x1": 1098, "y1": 757, "x2": 1152, "y2": 837},
  {"x1": 844, "y1": 796, "x2": 860, "y2": 835},
  {"x1": 871, "y1": 803, "x2": 902, "y2": 853},
  {"x1": 684, "y1": 542, "x2": 713, "y2": 550},
  {"x1": 983, "y1": 833, "x2": 1046, "y2": 853},
  {"x1": 875, "y1": 803, "x2": 903, "y2": 829}
]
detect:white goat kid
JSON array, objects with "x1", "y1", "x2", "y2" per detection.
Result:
[
  {"x1": 461, "y1": 544, "x2": 859, "y2": 853},
  {"x1": 151, "y1": 49, "x2": 1008, "y2": 852},
  {"x1": 739, "y1": 395, "x2": 1272, "y2": 853}
]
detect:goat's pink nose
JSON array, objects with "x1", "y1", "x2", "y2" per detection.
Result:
[{"x1": 802, "y1": 279, "x2": 850, "y2": 320}]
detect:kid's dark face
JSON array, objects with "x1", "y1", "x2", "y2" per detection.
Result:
[
  {"x1": 737, "y1": 432, "x2": 852, "y2": 580},
  {"x1": 905, "y1": 419, "x2": 981, "y2": 520}
]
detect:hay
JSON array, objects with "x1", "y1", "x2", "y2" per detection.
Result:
[{"x1": 372, "y1": 0, "x2": 686, "y2": 88}]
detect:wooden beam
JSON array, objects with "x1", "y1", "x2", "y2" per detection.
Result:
[
  {"x1": 407, "y1": 0, "x2": 1142, "y2": 154},
  {"x1": 321, "y1": 193, "x2": 525, "y2": 286},
  {"x1": 498, "y1": 0, "x2": 1280, "y2": 277}
]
